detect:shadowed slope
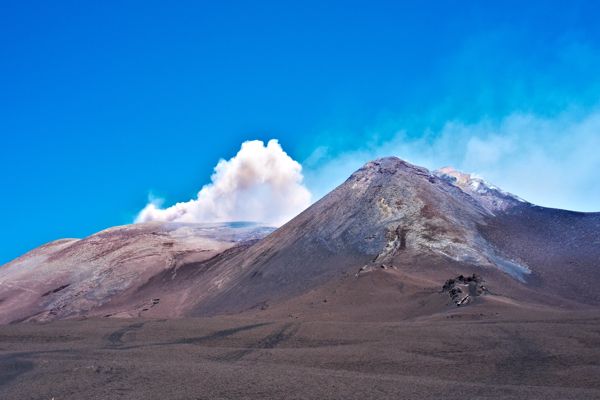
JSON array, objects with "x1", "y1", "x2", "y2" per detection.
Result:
[{"x1": 480, "y1": 205, "x2": 600, "y2": 305}]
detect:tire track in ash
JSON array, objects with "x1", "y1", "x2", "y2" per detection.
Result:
[
  {"x1": 105, "y1": 322, "x2": 271, "y2": 351},
  {"x1": 217, "y1": 322, "x2": 301, "y2": 362},
  {"x1": 174, "y1": 322, "x2": 272, "y2": 345},
  {"x1": 105, "y1": 322, "x2": 145, "y2": 347}
]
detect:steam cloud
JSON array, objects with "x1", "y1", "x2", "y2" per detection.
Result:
[
  {"x1": 136, "y1": 139, "x2": 311, "y2": 226},
  {"x1": 304, "y1": 108, "x2": 600, "y2": 212}
]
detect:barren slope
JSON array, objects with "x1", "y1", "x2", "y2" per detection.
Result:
[{"x1": 0, "y1": 222, "x2": 273, "y2": 323}]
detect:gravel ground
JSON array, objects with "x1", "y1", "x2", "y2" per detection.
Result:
[{"x1": 1, "y1": 313, "x2": 599, "y2": 400}]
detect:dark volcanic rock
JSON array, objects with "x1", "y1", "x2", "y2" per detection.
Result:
[{"x1": 442, "y1": 273, "x2": 487, "y2": 306}]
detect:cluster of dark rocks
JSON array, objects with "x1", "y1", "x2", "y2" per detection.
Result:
[{"x1": 441, "y1": 274, "x2": 488, "y2": 307}]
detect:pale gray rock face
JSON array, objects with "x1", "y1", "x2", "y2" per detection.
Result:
[
  {"x1": 342, "y1": 159, "x2": 530, "y2": 278},
  {"x1": 434, "y1": 166, "x2": 526, "y2": 214}
]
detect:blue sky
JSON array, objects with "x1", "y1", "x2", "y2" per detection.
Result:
[{"x1": 2, "y1": 0, "x2": 600, "y2": 264}]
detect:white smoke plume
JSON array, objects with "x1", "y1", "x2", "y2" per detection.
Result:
[
  {"x1": 304, "y1": 107, "x2": 600, "y2": 212},
  {"x1": 136, "y1": 139, "x2": 312, "y2": 226}
]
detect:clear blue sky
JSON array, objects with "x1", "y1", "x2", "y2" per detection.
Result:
[{"x1": 2, "y1": 0, "x2": 600, "y2": 264}]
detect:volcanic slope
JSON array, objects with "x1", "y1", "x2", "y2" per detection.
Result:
[
  {"x1": 0, "y1": 222, "x2": 273, "y2": 324},
  {"x1": 187, "y1": 157, "x2": 600, "y2": 320}
]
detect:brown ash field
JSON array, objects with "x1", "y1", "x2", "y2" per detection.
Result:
[{"x1": 1, "y1": 309, "x2": 600, "y2": 400}]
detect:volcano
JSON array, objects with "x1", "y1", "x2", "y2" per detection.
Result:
[
  {"x1": 2, "y1": 157, "x2": 600, "y2": 400},
  {"x1": 1, "y1": 157, "x2": 599, "y2": 324},
  {"x1": 185, "y1": 157, "x2": 600, "y2": 319}
]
